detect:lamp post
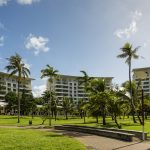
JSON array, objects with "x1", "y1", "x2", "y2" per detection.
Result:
[{"x1": 134, "y1": 71, "x2": 148, "y2": 141}]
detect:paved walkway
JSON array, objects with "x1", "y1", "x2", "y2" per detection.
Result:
[
  {"x1": 0, "y1": 126, "x2": 150, "y2": 150},
  {"x1": 52, "y1": 129, "x2": 150, "y2": 150}
]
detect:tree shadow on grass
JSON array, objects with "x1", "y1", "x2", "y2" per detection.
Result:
[
  {"x1": 120, "y1": 123, "x2": 141, "y2": 127},
  {"x1": 44, "y1": 134, "x2": 63, "y2": 138},
  {"x1": 1, "y1": 117, "x2": 18, "y2": 119},
  {"x1": 73, "y1": 120, "x2": 98, "y2": 125}
]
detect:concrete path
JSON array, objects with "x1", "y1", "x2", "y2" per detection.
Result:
[
  {"x1": 52, "y1": 130, "x2": 150, "y2": 150},
  {"x1": 0, "y1": 126, "x2": 150, "y2": 150}
]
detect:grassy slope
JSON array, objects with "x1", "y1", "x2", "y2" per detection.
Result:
[{"x1": 0, "y1": 128, "x2": 85, "y2": 150}]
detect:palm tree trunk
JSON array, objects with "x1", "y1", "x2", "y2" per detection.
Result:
[
  {"x1": 101, "y1": 105, "x2": 106, "y2": 125},
  {"x1": 54, "y1": 111, "x2": 57, "y2": 121},
  {"x1": 83, "y1": 111, "x2": 86, "y2": 124},
  {"x1": 137, "y1": 111, "x2": 142, "y2": 125},
  {"x1": 129, "y1": 60, "x2": 137, "y2": 123},
  {"x1": 145, "y1": 112, "x2": 148, "y2": 120},
  {"x1": 65, "y1": 111, "x2": 68, "y2": 120},
  {"x1": 48, "y1": 97, "x2": 52, "y2": 126},
  {"x1": 114, "y1": 115, "x2": 121, "y2": 129},
  {"x1": 17, "y1": 80, "x2": 20, "y2": 123},
  {"x1": 96, "y1": 116, "x2": 99, "y2": 123},
  {"x1": 102, "y1": 107, "x2": 106, "y2": 125}
]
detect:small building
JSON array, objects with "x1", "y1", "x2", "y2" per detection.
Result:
[
  {"x1": 0, "y1": 71, "x2": 34, "y2": 113},
  {"x1": 133, "y1": 67, "x2": 150, "y2": 95}
]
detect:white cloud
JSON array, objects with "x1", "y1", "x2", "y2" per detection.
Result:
[
  {"x1": 0, "y1": 36, "x2": 4, "y2": 46},
  {"x1": 0, "y1": 0, "x2": 9, "y2": 6},
  {"x1": 114, "y1": 21, "x2": 137, "y2": 39},
  {"x1": 25, "y1": 34, "x2": 50, "y2": 55},
  {"x1": 114, "y1": 10, "x2": 142, "y2": 39},
  {"x1": 132, "y1": 10, "x2": 142, "y2": 21},
  {"x1": 16, "y1": 0, "x2": 40, "y2": 5},
  {"x1": 32, "y1": 84, "x2": 46, "y2": 97}
]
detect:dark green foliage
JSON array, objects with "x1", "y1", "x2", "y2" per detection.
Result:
[
  {"x1": 5, "y1": 91, "x2": 18, "y2": 113},
  {"x1": 35, "y1": 97, "x2": 44, "y2": 105},
  {"x1": 20, "y1": 91, "x2": 36, "y2": 116}
]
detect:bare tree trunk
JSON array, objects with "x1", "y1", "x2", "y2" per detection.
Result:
[
  {"x1": 96, "y1": 116, "x2": 99, "y2": 123},
  {"x1": 83, "y1": 111, "x2": 86, "y2": 124},
  {"x1": 54, "y1": 110, "x2": 57, "y2": 121},
  {"x1": 65, "y1": 111, "x2": 68, "y2": 120},
  {"x1": 145, "y1": 112, "x2": 148, "y2": 120},
  {"x1": 41, "y1": 118, "x2": 47, "y2": 125},
  {"x1": 114, "y1": 115, "x2": 121, "y2": 129},
  {"x1": 102, "y1": 108, "x2": 106, "y2": 125},
  {"x1": 101, "y1": 105, "x2": 106, "y2": 125},
  {"x1": 47, "y1": 93, "x2": 52, "y2": 126},
  {"x1": 137, "y1": 112, "x2": 142, "y2": 125},
  {"x1": 111, "y1": 115, "x2": 114, "y2": 120}
]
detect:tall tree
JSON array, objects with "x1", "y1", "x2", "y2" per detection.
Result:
[
  {"x1": 78, "y1": 99, "x2": 89, "y2": 123},
  {"x1": 41, "y1": 65, "x2": 59, "y2": 126},
  {"x1": 62, "y1": 97, "x2": 73, "y2": 120},
  {"x1": 117, "y1": 43, "x2": 140, "y2": 123},
  {"x1": 5, "y1": 53, "x2": 30, "y2": 123},
  {"x1": 89, "y1": 79, "x2": 109, "y2": 125}
]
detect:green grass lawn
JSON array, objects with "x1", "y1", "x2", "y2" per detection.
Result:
[
  {"x1": 0, "y1": 128, "x2": 85, "y2": 150},
  {"x1": 0, "y1": 115, "x2": 150, "y2": 137}
]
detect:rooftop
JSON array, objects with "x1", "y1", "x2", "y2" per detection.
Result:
[
  {"x1": 133, "y1": 67, "x2": 150, "y2": 72},
  {"x1": 0, "y1": 71, "x2": 35, "y2": 80},
  {"x1": 58, "y1": 74, "x2": 114, "y2": 79}
]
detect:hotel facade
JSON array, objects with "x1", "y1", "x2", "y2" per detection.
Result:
[
  {"x1": 133, "y1": 67, "x2": 150, "y2": 95},
  {"x1": 47, "y1": 74, "x2": 113, "y2": 102},
  {"x1": 0, "y1": 72, "x2": 33, "y2": 112}
]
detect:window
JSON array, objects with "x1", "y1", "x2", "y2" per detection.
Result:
[
  {"x1": 143, "y1": 86, "x2": 149, "y2": 88},
  {"x1": 13, "y1": 89, "x2": 16, "y2": 92},
  {"x1": 144, "y1": 89, "x2": 149, "y2": 92},
  {"x1": 7, "y1": 88, "x2": 11, "y2": 91},
  {"x1": 144, "y1": 82, "x2": 149, "y2": 84},
  {"x1": 13, "y1": 84, "x2": 16, "y2": 88},
  {"x1": 7, "y1": 83, "x2": 11, "y2": 87}
]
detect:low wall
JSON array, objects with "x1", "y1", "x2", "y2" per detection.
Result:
[
  {"x1": 54, "y1": 125, "x2": 134, "y2": 142},
  {"x1": 63, "y1": 125, "x2": 148, "y2": 140}
]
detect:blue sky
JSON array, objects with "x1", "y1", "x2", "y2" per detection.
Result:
[{"x1": 0, "y1": 0, "x2": 150, "y2": 97}]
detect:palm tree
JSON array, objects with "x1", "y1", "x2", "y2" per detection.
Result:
[
  {"x1": 5, "y1": 53, "x2": 30, "y2": 123},
  {"x1": 117, "y1": 43, "x2": 140, "y2": 123},
  {"x1": 41, "y1": 65, "x2": 59, "y2": 126},
  {"x1": 78, "y1": 71, "x2": 92, "y2": 90}
]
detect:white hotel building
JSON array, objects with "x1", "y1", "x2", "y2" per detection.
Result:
[
  {"x1": 0, "y1": 71, "x2": 33, "y2": 111},
  {"x1": 133, "y1": 67, "x2": 150, "y2": 95},
  {"x1": 47, "y1": 74, "x2": 113, "y2": 102}
]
